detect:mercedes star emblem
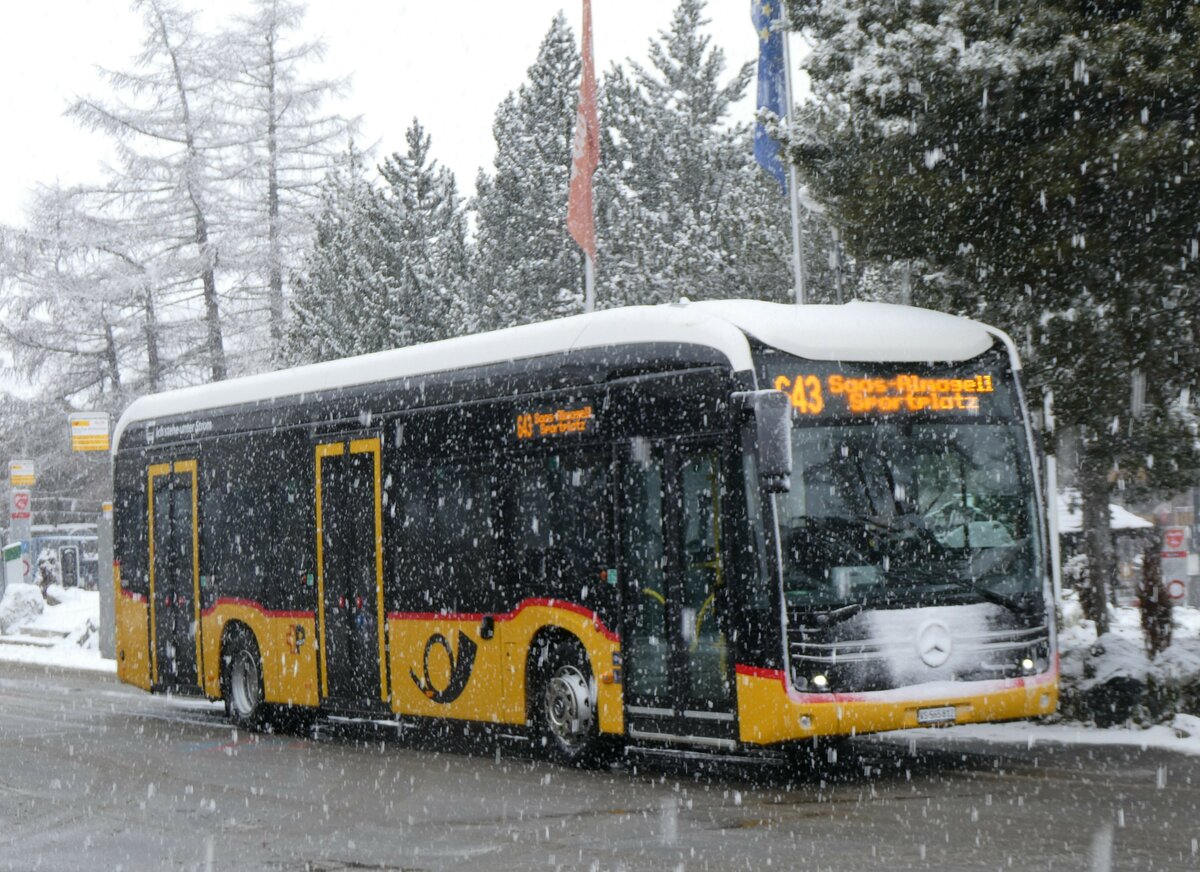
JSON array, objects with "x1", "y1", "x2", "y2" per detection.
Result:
[{"x1": 916, "y1": 620, "x2": 953, "y2": 668}]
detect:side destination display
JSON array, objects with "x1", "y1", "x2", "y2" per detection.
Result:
[{"x1": 516, "y1": 405, "x2": 595, "y2": 440}]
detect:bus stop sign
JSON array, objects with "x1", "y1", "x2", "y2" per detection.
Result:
[{"x1": 1161, "y1": 526, "x2": 1190, "y2": 603}]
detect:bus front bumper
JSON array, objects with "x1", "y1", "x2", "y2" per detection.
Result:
[{"x1": 734, "y1": 664, "x2": 1058, "y2": 745}]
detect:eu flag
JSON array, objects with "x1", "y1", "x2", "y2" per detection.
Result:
[{"x1": 752, "y1": 0, "x2": 787, "y2": 193}]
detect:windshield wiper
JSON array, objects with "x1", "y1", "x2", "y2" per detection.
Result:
[
  {"x1": 879, "y1": 566, "x2": 1039, "y2": 618},
  {"x1": 941, "y1": 577, "x2": 1040, "y2": 617},
  {"x1": 813, "y1": 600, "x2": 867, "y2": 626}
]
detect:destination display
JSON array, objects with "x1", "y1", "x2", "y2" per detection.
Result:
[
  {"x1": 515, "y1": 405, "x2": 595, "y2": 439},
  {"x1": 759, "y1": 350, "x2": 1014, "y2": 420}
]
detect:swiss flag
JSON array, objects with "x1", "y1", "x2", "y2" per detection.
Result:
[{"x1": 567, "y1": 0, "x2": 599, "y2": 260}]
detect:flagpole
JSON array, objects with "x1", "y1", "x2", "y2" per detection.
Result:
[
  {"x1": 568, "y1": 0, "x2": 600, "y2": 314},
  {"x1": 779, "y1": 0, "x2": 806, "y2": 305},
  {"x1": 584, "y1": 255, "x2": 595, "y2": 313}
]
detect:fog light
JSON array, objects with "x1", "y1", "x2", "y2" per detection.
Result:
[
  {"x1": 812, "y1": 674, "x2": 828, "y2": 689},
  {"x1": 800, "y1": 715, "x2": 812, "y2": 730}
]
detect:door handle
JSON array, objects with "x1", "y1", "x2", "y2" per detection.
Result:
[{"x1": 479, "y1": 614, "x2": 495, "y2": 640}]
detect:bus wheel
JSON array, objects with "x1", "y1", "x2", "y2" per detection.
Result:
[
  {"x1": 223, "y1": 629, "x2": 266, "y2": 731},
  {"x1": 535, "y1": 640, "x2": 598, "y2": 766}
]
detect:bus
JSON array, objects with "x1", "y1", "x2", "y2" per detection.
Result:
[{"x1": 111, "y1": 300, "x2": 1057, "y2": 763}]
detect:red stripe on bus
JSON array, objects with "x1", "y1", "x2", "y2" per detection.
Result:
[
  {"x1": 200, "y1": 597, "x2": 314, "y2": 620},
  {"x1": 389, "y1": 597, "x2": 619, "y2": 643}
]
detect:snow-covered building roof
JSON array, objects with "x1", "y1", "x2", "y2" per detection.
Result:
[
  {"x1": 113, "y1": 300, "x2": 1007, "y2": 451},
  {"x1": 1057, "y1": 489, "x2": 1154, "y2": 534}
]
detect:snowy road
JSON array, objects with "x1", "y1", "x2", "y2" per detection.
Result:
[{"x1": 0, "y1": 661, "x2": 1197, "y2": 871}]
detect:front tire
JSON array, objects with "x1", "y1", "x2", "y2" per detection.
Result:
[
  {"x1": 533, "y1": 639, "x2": 601, "y2": 766},
  {"x1": 222, "y1": 629, "x2": 267, "y2": 731}
]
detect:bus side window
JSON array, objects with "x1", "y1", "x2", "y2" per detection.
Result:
[
  {"x1": 509, "y1": 452, "x2": 610, "y2": 605},
  {"x1": 394, "y1": 463, "x2": 505, "y2": 612}
]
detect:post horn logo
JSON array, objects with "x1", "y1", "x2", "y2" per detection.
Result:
[{"x1": 410, "y1": 632, "x2": 477, "y2": 704}]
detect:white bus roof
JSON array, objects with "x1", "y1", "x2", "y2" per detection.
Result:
[{"x1": 113, "y1": 300, "x2": 1002, "y2": 451}]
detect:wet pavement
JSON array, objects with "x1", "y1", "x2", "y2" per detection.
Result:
[{"x1": 0, "y1": 660, "x2": 1196, "y2": 871}]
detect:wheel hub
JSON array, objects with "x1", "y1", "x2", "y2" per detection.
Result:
[
  {"x1": 544, "y1": 665, "x2": 594, "y2": 750},
  {"x1": 230, "y1": 650, "x2": 260, "y2": 717}
]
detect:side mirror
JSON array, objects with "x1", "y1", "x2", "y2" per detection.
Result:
[{"x1": 734, "y1": 390, "x2": 793, "y2": 493}]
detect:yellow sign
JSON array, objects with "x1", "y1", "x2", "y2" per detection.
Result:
[
  {"x1": 8, "y1": 459, "x2": 34, "y2": 487},
  {"x1": 69, "y1": 413, "x2": 111, "y2": 452},
  {"x1": 516, "y1": 405, "x2": 595, "y2": 439},
  {"x1": 774, "y1": 373, "x2": 995, "y2": 416}
]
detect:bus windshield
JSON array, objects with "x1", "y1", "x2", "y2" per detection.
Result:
[{"x1": 757, "y1": 348, "x2": 1043, "y2": 614}]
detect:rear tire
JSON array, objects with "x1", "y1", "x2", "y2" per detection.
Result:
[
  {"x1": 532, "y1": 638, "x2": 603, "y2": 767},
  {"x1": 222, "y1": 628, "x2": 267, "y2": 731}
]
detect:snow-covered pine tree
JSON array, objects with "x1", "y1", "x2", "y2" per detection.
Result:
[
  {"x1": 286, "y1": 126, "x2": 470, "y2": 364},
  {"x1": 472, "y1": 14, "x2": 583, "y2": 328},
  {"x1": 597, "y1": 0, "x2": 791, "y2": 307},
  {"x1": 792, "y1": 0, "x2": 1200, "y2": 630},
  {"x1": 216, "y1": 0, "x2": 356, "y2": 365},
  {"x1": 286, "y1": 146, "x2": 394, "y2": 364},
  {"x1": 69, "y1": 0, "x2": 232, "y2": 383},
  {"x1": 376, "y1": 120, "x2": 472, "y2": 346}
]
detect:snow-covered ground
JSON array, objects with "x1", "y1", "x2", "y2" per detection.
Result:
[
  {"x1": 0, "y1": 583, "x2": 113, "y2": 673},
  {"x1": 1, "y1": 581, "x2": 1198, "y2": 754},
  {"x1": 894, "y1": 714, "x2": 1200, "y2": 757}
]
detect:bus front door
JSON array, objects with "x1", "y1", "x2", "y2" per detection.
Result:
[
  {"x1": 315, "y1": 438, "x2": 389, "y2": 711},
  {"x1": 619, "y1": 439, "x2": 735, "y2": 750},
  {"x1": 148, "y1": 461, "x2": 201, "y2": 691}
]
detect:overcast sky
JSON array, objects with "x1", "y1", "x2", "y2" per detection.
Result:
[{"x1": 0, "y1": 0, "x2": 799, "y2": 227}]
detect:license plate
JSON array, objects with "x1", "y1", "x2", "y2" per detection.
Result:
[{"x1": 917, "y1": 705, "x2": 957, "y2": 725}]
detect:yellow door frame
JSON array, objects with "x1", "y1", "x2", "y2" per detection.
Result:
[
  {"x1": 146, "y1": 459, "x2": 200, "y2": 688},
  {"x1": 314, "y1": 437, "x2": 388, "y2": 704}
]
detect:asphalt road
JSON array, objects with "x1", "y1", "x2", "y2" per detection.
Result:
[{"x1": 0, "y1": 661, "x2": 1197, "y2": 871}]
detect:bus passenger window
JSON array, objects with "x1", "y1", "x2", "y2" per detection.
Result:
[
  {"x1": 510, "y1": 453, "x2": 610, "y2": 602},
  {"x1": 394, "y1": 464, "x2": 505, "y2": 612}
]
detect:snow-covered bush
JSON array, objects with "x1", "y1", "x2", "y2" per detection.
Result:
[
  {"x1": 1057, "y1": 590, "x2": 1200, "y2": 726},
  {"x1": 35, "y1": 548, "x2": 61, "y2": 592}
]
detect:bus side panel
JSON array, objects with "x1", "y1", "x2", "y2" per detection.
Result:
[
  {"x1": 198, "y1": 430, "x2": 319, "y2": 707},
  {"x1": 114, "y1": 563, "x2": 152, "y2": 690},
  {"x1": 502, "y1": 603, "x2": 623, "y2": 736},
  {"x1": 203, "y1": 603, "x2": 319, "y2": 707},
  {"x1": 734, "y1": 665, "x2": 1059, "y2": 744},
  {"x1": 388, "y1": 617, "x2": 518, "y2": 724},
  {"x1": 386, "y1": 602, "x2": 622, "y2": 733}
]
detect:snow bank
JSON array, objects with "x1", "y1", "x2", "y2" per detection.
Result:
[
  {"x1": 0, "y1": 585, "x2": 111, "y2": 673},
  {"x1": 0, "y1": 583, "x2": 45, "y2": 634},
  {"x1": 898, "y1": 713, "x2": 1200, "y2": 757}
]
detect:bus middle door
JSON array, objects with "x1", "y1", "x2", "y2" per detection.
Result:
[{"x1": 315, "y1": 436, "x2": 389, "y2": 712}]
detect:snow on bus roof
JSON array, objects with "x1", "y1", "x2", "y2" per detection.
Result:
[
  {"x1": 113, "y1": 300, "x2": 999, "y2": 451},
  {"x1": 697, "y1": 299, "x2": 998, "y2": 364}
]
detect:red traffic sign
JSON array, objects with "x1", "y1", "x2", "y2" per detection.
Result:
[
  {"x1": 1167, "y1": 579, "x2": 1188, "y2": 601},
  {"x1": 1164, "y1": 527, "x2": 1187, "y2": 550},
  {"x1": 10, "y1": 490, "x2": 31, "y2": 520}
]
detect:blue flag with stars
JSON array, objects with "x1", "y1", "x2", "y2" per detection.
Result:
[{"x1": 752, "y1": 0, "x2": 787, "y2": 193}]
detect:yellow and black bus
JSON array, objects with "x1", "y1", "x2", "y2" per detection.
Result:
[{"x1": 112, "y1": 300, "x2": 1057, "y2": 763}]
